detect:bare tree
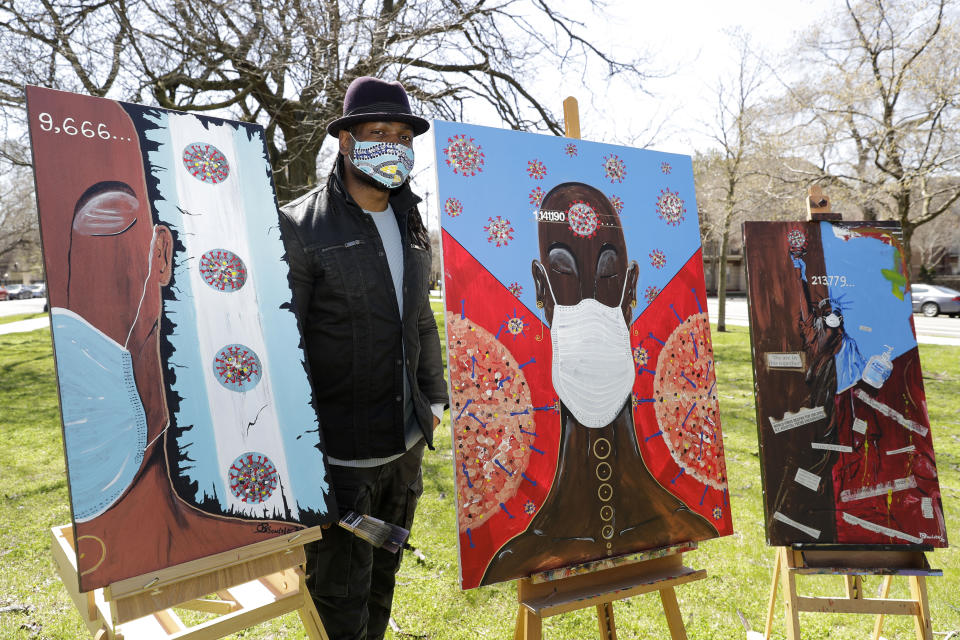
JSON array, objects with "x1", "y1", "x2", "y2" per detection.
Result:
[
  {"x1": 0, "y1": 0, "x2": 657, "y2": 202},
  {"x1": 0, "y1": 155, "x2": 40, "y2": 266},
  {"x1": 773, "y1": 0, "x2": 960, "y2": 268},
  {"x1": 699, "y1": 34, "x2": 766, "y2": 332}
]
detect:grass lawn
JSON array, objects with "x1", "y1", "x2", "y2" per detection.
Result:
[{"x1": 1, "y1": 316, "x2": 957, "y2": 639}]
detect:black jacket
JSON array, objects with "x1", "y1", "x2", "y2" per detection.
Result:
[{"x1": 279, "y1": 159, "x2": 448, "y2": 459}]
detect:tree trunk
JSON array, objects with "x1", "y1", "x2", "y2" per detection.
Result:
[{"x1": 717, "y1": 224, "x2": 731, "y2": 332}]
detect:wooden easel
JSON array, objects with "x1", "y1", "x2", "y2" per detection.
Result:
[
  {"x1": 761, "y1": 187, "x2": 940, "y2": 640},
  {"x1": 514, "y1": 542, "x2": 705, "y2": 640},
  {"x1": 51, "y1": 524, "x2": 328, "y2": 639},
  {"x1": 763, "y1": 546, "x2": 938, "y2": 640},
  {"x1": 512, "y1": 98, "x2": 706, "y2": 640}
]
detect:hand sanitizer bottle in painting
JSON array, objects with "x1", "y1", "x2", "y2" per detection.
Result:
[{"x1": 862, "y1": 344, "x2": 894, "y2": 388}]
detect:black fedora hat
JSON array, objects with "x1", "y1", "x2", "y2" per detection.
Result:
[{"x1": 327, "y1": 77, "x2": 430, "y2": 138}]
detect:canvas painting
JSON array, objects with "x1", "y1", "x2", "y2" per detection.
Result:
[
  {"x1": 435, "y1": 120, "x2": 733, "y2": 589},
  {"x1": 743, "y1": 221, "x2": 947, "y2": 548},
  {"x1": 27, "y1": 86, "x2": 336, "y2": 591}
]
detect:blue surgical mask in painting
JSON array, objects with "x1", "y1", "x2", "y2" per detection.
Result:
[
  {"x1": 538, "y1": 263, "x2": 636, "y2": 428},
  {"x1": 51, "y1": 308, "x2": 148, "y2": 522},
  {"x1": 349, "y1": 134, "x2": 414, "y2": 188}
]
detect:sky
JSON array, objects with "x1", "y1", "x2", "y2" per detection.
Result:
[{"x1": 413, "y1": 0, "x2": 835, "y2": 229}]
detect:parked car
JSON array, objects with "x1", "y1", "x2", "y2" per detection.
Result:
[
  {"x1": 911, "y1": 283, "x2": 960, "y2": 317},
  {"x1": 5, "y1": 284, "x2": 31, "y2": 300},
  {"x1": 27, "y1": 283, "x2": 46, "y2": 298},
  {"x1": 0, "y1": 285, "x2": 7, "y2": 301}
]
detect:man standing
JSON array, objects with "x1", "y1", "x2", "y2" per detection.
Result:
[{"x1": 279, "y1": 77, "x2": 448, "y2": 639}]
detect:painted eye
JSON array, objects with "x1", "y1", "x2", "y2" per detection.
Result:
[
  {"x1": 597, "y1": 247, "x2": 619, "y2": 278},
  {"x1": 548, "y1": 247, "x2": 576, "y2": 275},
  {"x1": 73, "y1": 182, "x2": 139, "y2": 236}
]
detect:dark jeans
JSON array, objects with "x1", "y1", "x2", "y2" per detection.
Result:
[{"x1": 305, "y1": 440, "x2": 425, "y2": 640}]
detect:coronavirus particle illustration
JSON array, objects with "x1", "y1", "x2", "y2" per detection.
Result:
[
  {"x1": 609, "y1": 195, "x2": 624, "y2": 214},
  {"x1": 445, "y1": 197, "x2": 464, "y2": 217},
  {"x1": 564, "y1": 143, "x2": 578, "y2": 157},
  {"x1": 649, "y1": 249, "x2": 667, "y2": 270},
  {"x1": 199, "y1": 249, "x2": 247, "y2": 292},
  {"x1": 787, "y1": 229, "x2": 808, "y2": 256},
  {"x1": 443, "y1": 135, "x2": 485, "y2": 176},
  {"x1": 567, "y1": 200, "x2": 599, "y2": 238},
  {"x1": 446, "y1": 312, "x2": 536, "y2": 532},
  {"x1": 713, "y1": 505, "x2": 723, "y2": 520},
  {"x1": 508, "y1": 282, "x2": 523, "y2": 297},
  {"x1": 527, "y1": 159, "x2": 547, "y2": 180},
  {"x1": 524, "y1": 500, "x2": 537, "y2": 515},
  {"x1": 602, "y1": 154, "x2": 627, "y2": 183},
  {"x1": 182, "y1": 142, "x2": 230, "y2": 184},
  {"x1": 656, "y1": 188, "x2": 686, "y2": 226},
  {"x1": 644, "y1": 285, "x2": 661, "y2": 304},
  {"x1": 498, "y1": 310, "x2": 529, "y2": 341},
  {"x1": 653, "y1": 311, "x2": 728, "y2": 490},
  {"x1": 633, "y1": 345, "x2": 649, "y2": 368},
  {"x1": 484, "y1": 216, "x2": 515, "y2": 247},
  {"x1": 228, "y1": 452, "x2": 278, "y2": 503},
  {"x1": 661, "y1": 161, "x2": 672, "y2": 174},
  {"x1": 529, "y1": 187, "x2": 545, "y2": 207},
  {"x1": 213, "y1": 344, "x2": 262, "y2": 391}
]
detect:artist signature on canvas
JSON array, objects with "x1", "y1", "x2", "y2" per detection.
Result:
[{"x1": 256, "y1": 522, "x2": 299, "y2": 535}]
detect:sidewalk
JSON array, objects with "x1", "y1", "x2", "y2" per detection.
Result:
[{"x1": 0, "y1": 317, "x2": 49, "y2": 336}]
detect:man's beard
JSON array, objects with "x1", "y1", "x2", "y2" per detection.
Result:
[{"x1": 347, "y1": 158, "x2": 392, "y2": 192}]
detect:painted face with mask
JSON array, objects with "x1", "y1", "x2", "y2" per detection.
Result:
[
  {"x1": 532, "y1": 183, "x2": 640, "y2": 428},
  {"x1": 53, "y1": 181, "x2": 173, "y2": 521}
]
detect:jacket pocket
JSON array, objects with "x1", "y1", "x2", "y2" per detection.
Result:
[{"x1": 313, "y1": 239, "x2": 379, "y2": 297}]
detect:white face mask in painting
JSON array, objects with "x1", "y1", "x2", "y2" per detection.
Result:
[{"x1": 537, "y1": 263, "x2": 636, "y2": 428}]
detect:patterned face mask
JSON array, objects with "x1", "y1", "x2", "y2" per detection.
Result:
[{"x1": 349, "y1": 134, "x2": 415, "y2": 188}]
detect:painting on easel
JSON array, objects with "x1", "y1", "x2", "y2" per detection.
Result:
[
  {"x1": 435, "y1": 120, "x2": 734, "y2": 589},
  {"x1": 27, "y1": 86, "x2": 337, "y2": 592},
  {"x1": 743, "y1": 221, "x2": 948, "y2": 547}
]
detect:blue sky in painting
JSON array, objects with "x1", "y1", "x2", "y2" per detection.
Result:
[
  {"x1": 820, "y1": 223, "x2": 916, "y2": 364},
  {"x1": 432, "y1": 120, "x2": 703, "y2": 324}
]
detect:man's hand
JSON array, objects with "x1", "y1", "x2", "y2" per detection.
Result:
[{"x1": 433, "y1": 415, "x2": 441, "y2": 430}]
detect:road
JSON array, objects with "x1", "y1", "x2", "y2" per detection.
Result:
[
  {"x1": 707, "y1": 296, "x2": 960, "y2": 346},
  {"x1": 3, "y1": 296, "x2": 959, "y2": 345}
]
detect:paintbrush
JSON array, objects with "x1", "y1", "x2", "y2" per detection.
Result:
[{"x1": 338, "y1": 511, "x2": 410, "y2": 554}]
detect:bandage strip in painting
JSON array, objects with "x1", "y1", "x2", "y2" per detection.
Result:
[
  {"x1": 773, "y1": 511, "x2": 820, "y2": 540},
  {"x1": 841, "y1": 512, "x2": 922, "y2": 544},
  {"x1": 854, "y1": 389, "x2": 928, "y2": 437},
  {"x1": 839, "y1": 475, "x2": 917, "y2": 502}
]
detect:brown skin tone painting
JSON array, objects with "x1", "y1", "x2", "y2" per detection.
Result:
[
  {"x1": 482, "y1": 183, "x2": 717, "y2": 584},
  {"x1": 28, "y1": 87, "x2": 318, "y2": 591}
]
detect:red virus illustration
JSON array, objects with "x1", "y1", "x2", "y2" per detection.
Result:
[
  {"x1": 446, "y1": 312, "x2": 536, "y2": 532},
  {"x1": 644, "y1": 285, "x2": 661, "y2": 304},
  {"x1": 649, "y1": 248, "x2": 667, "y2": 270},
  {"x1": 656, "y1": 188, "x2": 686, "y2": 226},
  {"x1": 528, "y1": 186, "x2": 545, "y2": 207},
  {"x1": 661, "y1": 161, "x2": 672, "y2": 174},
  {"x1": 213, "y1": 344, "x2": 262, "y2": 391},
  {"x1": 445, "y1": 197, "x2": 464, "y2": 217},
  {"x1": 199, "y1": 249, "x2": 247, "y2": 292},
  {"x1": 507, "y1": 282, "x2": 523, "y2": 297},
  {"x1": 484, "y1": 216, "x2": 515, "y2": 247},
  {"x1": 712, "y1": 505, "x2": 723, "y2": 520},
  {"x1": 182, "y1": 143, "x2": 230, "y2": 184},
  {"x1": 443, "y1": 135, "x2": 485, "y2": 176},
  {"x1": 787, "y1": 229, "x2": 808, "y2": 257},
  {"x1": 526, "y1": 159, "x2": 547, "y2": 180},
  {"x1": 567, "y1": 200, "x2": 599, "y2": 238},
  {"x1": 609, "y1": 195, "x2": 624, "y2": 215},
  {"x1": 602, "y1": 154, "x2": 627, "y2": 183},
  {"x1": 564, "y1": 143, "x2": 578, "y2": 157},
  {"x1": 228, "y1": 452, "x2": 278, "y2": 503},
  {"x1": 653, "y1": 312, "x2": 727, "y2": 490},
  {"x1": 524, "y1": 500, "x2": 537, "y2": 515}
]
